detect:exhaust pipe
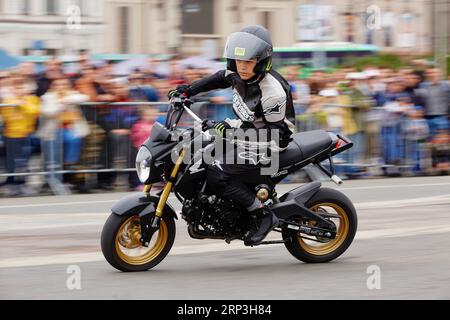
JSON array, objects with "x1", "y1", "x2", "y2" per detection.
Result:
[{"x1": 331, "y1": 175, "x2": 343, "y2": 185}]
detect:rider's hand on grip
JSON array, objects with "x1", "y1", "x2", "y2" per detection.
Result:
[
  {"x1": 201, "y1": 119, "x2": 216, "y2": 132},
  {"x1": 212, "y1": 121, "x2": 231, "y2": 137},
  {"x1": 202, "y1": 120, "x2": 231, "y2": 136},
  {"x1": 167, "y1": 84, "x2": 190, "y2": 100}
]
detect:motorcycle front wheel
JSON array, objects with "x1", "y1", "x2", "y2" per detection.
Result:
[
  {"x1": 282, "y1": 187, "x2": 357, "y2": 263},
  {"x1": 101, "y1": 213, "x2": 176, "y2": 272}
]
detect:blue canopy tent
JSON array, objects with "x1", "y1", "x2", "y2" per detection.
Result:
[{"x1": 0, "y1": 49, "x2": 21, "y2": 70}]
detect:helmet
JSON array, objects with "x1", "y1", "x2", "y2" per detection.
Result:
[{"x1": 223, "y1": 25, "x2": 273, "y2": 75}]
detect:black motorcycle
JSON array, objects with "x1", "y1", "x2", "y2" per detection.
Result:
[{"x1": 101, "y1": 97, "x2": 358, "y2": 272}]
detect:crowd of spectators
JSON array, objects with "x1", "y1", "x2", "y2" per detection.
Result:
[{"x1": 0, "y1": 51, "x2": 448, "y2": 196}]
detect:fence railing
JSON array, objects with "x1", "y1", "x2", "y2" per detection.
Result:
[{"x1": 0, "y1": 101, "x2": 444, "y2": 195}]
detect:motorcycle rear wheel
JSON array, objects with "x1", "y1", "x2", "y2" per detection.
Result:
[{"x1": 282, "y1": 188, "x2": 357, "y2": 263}]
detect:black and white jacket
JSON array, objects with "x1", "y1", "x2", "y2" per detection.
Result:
[{"x1": 186, "y1": 69, "x2": 295, "y2": 149}]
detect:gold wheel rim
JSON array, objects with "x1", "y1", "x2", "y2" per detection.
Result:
[
  {"x1": 298, "y1": 202, "x2": 349, "y2": 256},
  {"x1": 115, "y1": 216, "x2": 168, "y2": 265}
]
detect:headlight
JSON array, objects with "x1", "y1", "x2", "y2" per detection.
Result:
[{"x1": 136, "y1": 146, "x2": 152, "y2": 183}]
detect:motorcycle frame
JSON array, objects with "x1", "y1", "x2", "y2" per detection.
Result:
[{"x1": 112, "y1": 98, "x2": 352, "y2": 243}]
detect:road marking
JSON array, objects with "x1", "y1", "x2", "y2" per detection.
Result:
[
  {"x1": 357, "y1": 225, "x2": 450, "y2": 239},
  {"x1": 0, "y1": 196, "x2": 179, "y2": 209},
  {"x1": 0, "y1": 200, "x2": 116, "y2": 209},
  {"x1": 1, "y1": 195, "x2": 450, "y2": 231},
  {"x1": 1, "y1": 224, "x2": 450, "y2": 268},
  {"x1": 0, "y1": 243, "x2": 256, "y2": 268},
  {"x1": 355, "y1": 194, "x2": 450, "y2": 209},
  {"x1": 338, "y1": 182, "x2": 450, "y2": 191},
  {"x1": 0, "y1": 222, "x2": 103, "y2": 232},
  {"x1": 0, "y1": 182, "x2": 449, "y2": 209}
]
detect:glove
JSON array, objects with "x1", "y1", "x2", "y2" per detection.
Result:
[
  {"x1": 168, "y1": 84, "x2": 190, "y2": 99},
  {"x1": 210, "y1": 120, "x2": 231, "y2": 137},
  {"x1": 201, "y1": 119, "x2": 216, "y2": 132}
]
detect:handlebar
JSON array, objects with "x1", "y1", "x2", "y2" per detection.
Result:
[
  {"x1": 169, "y1": 97, "x2": 212, "y2": 139},
  {"x1": 169, "y1": 96, "x2": 201, "y2": 122},
  {"x1": 183, "y1": 105, "x2": 202, "y2": 123},
  {"x1": 169, "y1": 95, "x2": 193, "y2": 107}
]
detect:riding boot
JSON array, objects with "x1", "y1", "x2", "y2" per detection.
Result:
[{"x1": 244, "y1": 206, "x2": 279, "y2": 246}]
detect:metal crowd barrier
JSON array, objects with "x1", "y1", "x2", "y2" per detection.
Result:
[{"x1": 0, "y1": 101, "x2": 439, "y2": 195}]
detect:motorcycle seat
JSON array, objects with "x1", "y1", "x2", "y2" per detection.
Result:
[{"x1": 279, "y1": 130, "x2": 333, "y2": 167}]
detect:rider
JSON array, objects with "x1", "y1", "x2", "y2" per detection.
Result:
[{"x1": 168, "y1": 25, "x2": 295, "y2": 245}]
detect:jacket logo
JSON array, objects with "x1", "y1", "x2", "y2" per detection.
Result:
[
  {"x1": 264, "y1": 102, "x2": 285, "y2": 116},
  {"x1": 233, "y1": 92, "x2": 255, "y2": 122},
  {"x1": 271, "y1": 170, "x2": 288, "y2": 178},
  {"x1": 238, "y1": 151, "x2": 270, "y2": 166}
]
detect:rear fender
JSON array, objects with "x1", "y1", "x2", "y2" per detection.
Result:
[
  {"x1": 272, "y1": 182, "x2": 333, "y2": 227},
  {"x1": 278, "y1": 181, "x2": 321, "y2": 203}
]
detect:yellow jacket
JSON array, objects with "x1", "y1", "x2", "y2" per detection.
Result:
[
  {"x1": 1, "y1": 96, "x2": 40, "y2": 138},
  {"x1": 337, "y1": 95, "x2": 358, "y2": 135}
]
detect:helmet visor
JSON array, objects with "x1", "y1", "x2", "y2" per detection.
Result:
[{"x1": 223, "y1": 32, "x2": 272, "y2": 62}]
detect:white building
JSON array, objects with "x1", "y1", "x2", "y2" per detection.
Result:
[
  {"x1": 0, "y1": 0, "x2": 440, "y2": 57},
  {"x1": 0, "y1": 0, "x2": 181, "y2": 56},
  {"x1": 0, "y1": 0, "x2": 105, "y2": 56},
  {"x1": 102, "y1": 0, "x2": 180, "y2": 55},
  {"x1": 177, "y1": 0, "x2": 434, "y2": 56}
]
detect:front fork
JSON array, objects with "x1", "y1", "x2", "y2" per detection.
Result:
[{"x1": 140, "y1": 150, "x2": 185, "y2": 246}]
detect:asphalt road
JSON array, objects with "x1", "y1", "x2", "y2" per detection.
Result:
[{"x1": 0, "y1": 176, "x2": 449, "y2": 299}]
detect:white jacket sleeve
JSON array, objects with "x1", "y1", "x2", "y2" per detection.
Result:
[
  {"x1": 40, "y1": 92, "x2": 64, "y2": 117},
  {"x1": 61, "y1": 92, "x2": 90, "y2": 105},
  {"x1": 224, "y1": 118, "x2": 243, "y2": 128}
]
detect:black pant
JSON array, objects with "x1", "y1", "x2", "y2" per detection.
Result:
[
  {"x1": 206, "y1": 163, "x2": 264, "y2": 211},
  {"x1": 4, "y1": 137, "x2": 31, "y2": 185}
]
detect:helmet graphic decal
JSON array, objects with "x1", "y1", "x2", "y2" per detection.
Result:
[{"x1": 234, "y1": 47, "x2": 246, "y2": 56}]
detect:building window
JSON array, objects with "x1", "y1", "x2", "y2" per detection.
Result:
[
  {"x1": 298, "y1": 4, "x2": 335, "y2": 42},
  {"x1": 343, "y1": 12, "x2": 354, "y2": 42},
  {"x1": 71, "y1": 0, "x2": 86, "y2": 16},
  {"x1": 23, "y1": 48, "x2": 58, "y2": 56},
  {"x1": 381, "y1": 11, "x2": 395, "y2": 47},
  {"x1": 229, "y1": 1, "x2": 241, "y2": 24},
  {"x1": 181, "y1": 0, "x2": 214, "y2": 34},
  {"x1": 46, "y1": 0, "x2": 57, "y2": 15},
  {"x1": 261, "y1": 11, "x2": 271, "y2": 30},
  {"x1": 363, "y1": 11, "x2": 374, "y2": 44},
  {"x1": 157, "y1": 1, "x2": 166, "y2": 21},
  {"x1": 20, "y1": 0, "x2": 30, "y2": 15},
  {"x1": 366, "y1": 29, "x2": 374, "y2": 44},
  {"x1": 119, "y1": 6, "x2": 130, "y2": 53},
  {"x1": 397, "y1": 12, "x2": 414, "y2": 48}
]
